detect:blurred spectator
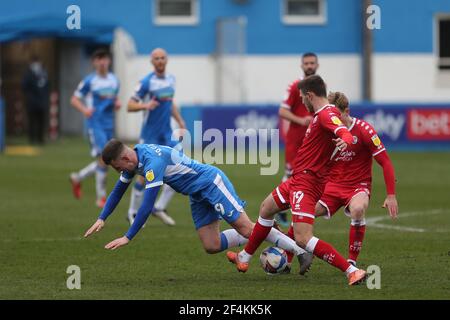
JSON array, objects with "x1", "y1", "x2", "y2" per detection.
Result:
[{"x1": 22, "y1": 55, "x2": 49, "y2": 144}]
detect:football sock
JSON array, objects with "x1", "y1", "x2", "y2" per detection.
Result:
[
  {"x1": 240, "y1": 216, "x2": 274, "y2": 262},
  {"x1": 238, "y1": 250, "x2": 252, "y2": 263},
  {"x1": 220, "y1": 229, "x2": 248, "y2": 251},
  {"x1": 349, "y1": 218, "x2": 366, "y2": 263},
  {"x1": 306, "y1": 237, "x2": 351, "y2": 273},
  {"x1": 128, "y1": 182, "x2": 144, "y2": 216},
  {"x1": 345, "y1": 264, "x2": 359, "y2": 276},
  {"x1": 75, "y1": 161, "x2": 97, "y2": 181},
  {"x1": 285, "y1": 224, "x2": 295, "y2": 262},
  {"x1": 154, "y1": 184, "x2": 175, "y2": 211},
  {"x1": 287, "y1": 223, "x2": 294, "y2": 240},
  {"x1": 95, "y1": 165, "x2": 107, "y2": 199},
  {"x1": 265, "y1": 227, "x2": 307, "y2": 256}
]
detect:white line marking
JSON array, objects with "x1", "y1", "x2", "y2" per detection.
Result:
[{"x1": 365, "y1": 209, "x2": 447, "y2": 233}]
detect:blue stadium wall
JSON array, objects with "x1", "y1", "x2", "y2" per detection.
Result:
[
  {"x1": 1, "y1": 0, "x2": 450, "y2": 150},
  {"x1": 1, "y1": 0, "x2": 450, "y2": 54}
]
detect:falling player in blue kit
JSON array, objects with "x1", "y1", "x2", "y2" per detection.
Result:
[
  {"x1": 84, "y1": 139, "x2": 312, "y2": 272},
  {"x1": 126, "y1": 48, "x2": 186, "y2": 226},
  {"x1": 69, "y1": 49, "x2": 120, "y2": 208}
]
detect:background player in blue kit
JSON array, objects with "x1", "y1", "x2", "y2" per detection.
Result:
[
  {"x1": 83, "y1": 139, "x2": 311, "y2": 271},
  {"x1": 69, "y1": 49, "x2": 121, "y2": 208},
  {"x1": 126, "y1": 48, "x2": 185, "y2": 226}
]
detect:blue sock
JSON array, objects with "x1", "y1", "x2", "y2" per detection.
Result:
[
  {"x1": 134, "y1": 181, "x2": 144, "y2": 191},
  {"x1": 220, "y1": 232, "x2": 228, "y2": 252}
]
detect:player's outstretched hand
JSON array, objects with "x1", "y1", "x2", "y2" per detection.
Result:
[
  {"x1": 84, "y1": 219, "x2": 105, "y2": 238},
  {"x1": 382, "y1": 195, "x2": 398, "y2": 219},
  {"x1": 104, "y1": 236, "x2": 130, "y2": 250},
  {"x1": 332, "y1": 138, "x2": 348, "y2": 151}
]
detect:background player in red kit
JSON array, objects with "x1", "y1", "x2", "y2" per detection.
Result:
[
  {"x1": 227, "y1": 75, "x2": 367, "y2": 285},
  {"x1": 276, "y1": 53, "x2": 316, "y2": 227},
  {"x1": 315, "y1": 92, "x2": 399, "y2": 266}
]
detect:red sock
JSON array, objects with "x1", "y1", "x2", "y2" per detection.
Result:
[
  {"x1": 313, "y1": 239, "x2": 350, "y2": 272},
  {"x1": 348, "y1": 224, "x2": 366, "y2": 262},
  {"x1": 243, "y1": 219, "x2": 272, "y2": 255},
  {"x1": 286, "y1": 225, "x2": 295, "y2": 263}
]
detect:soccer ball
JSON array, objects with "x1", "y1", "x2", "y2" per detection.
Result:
[{"x1": 259, "y1": 246, "x2": 288, "y2": 275}]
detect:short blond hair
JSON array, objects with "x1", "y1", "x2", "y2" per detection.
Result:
[{"x1": 328, "y1": 91, "x2": 349, "y2": 112}]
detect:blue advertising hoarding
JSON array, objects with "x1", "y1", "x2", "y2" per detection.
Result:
[{"x1": 181, "y1": 104, "x2": 450, "y2": 151}]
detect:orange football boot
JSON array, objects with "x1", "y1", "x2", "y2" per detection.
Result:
[
  {"x1": 348, "y1": 269, "x2": 367, "y2": 286},
  {"x1": 226, "y1": 251, "x2": 249, "y2": 273},
  {"x1": 69, "y1": 175, "x2": 82, "y2": 199},
  {"x1": 96, "y1": 197, "x2": 107, "y2": 208}
]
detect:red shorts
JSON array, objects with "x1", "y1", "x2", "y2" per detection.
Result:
[
  {"x1": 318, "y1": 182, "x2": 371, "y2": 219},
  {"x1": 272, "y1": 171, "x2": 325, "y2": 225}
]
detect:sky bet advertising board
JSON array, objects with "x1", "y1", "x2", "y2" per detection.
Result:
[{"x1": 181, "y1": 104, "x2": 450, "y2": 151}]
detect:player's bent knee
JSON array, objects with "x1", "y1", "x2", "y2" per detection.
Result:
[
  {"x1": 295, "y1": 236, "x2": 310, "y2": 249},
  {"x1": 350, "y1": 205, "x2": 366, "y2": 219},
  {"x1": 203, "y1": 243, "x2": 221, "y2": 254}
]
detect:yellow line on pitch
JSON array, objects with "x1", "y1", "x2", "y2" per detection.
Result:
[{"x1": 4, "y1": 146, "x2": 41, "y2": 156}]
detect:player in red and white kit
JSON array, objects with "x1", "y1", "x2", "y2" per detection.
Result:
[
  {"x1": 276, "y1": 53, "x2": 315, "y2": 227},
  {"x1": 315, "y1": 92, "x2": 398, "y2": 266},
  {"x1": 227, "y1": 75, "x2": 367, "y2": 285}
]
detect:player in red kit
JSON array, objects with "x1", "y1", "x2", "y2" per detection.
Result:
[
  {"x1": 315, "y1": 92, "x2": 398, "y2": 266},
  {"x1": 276, "y1": 53, "x2": 315, "y2": 227},
  {"x1": 227, "y1": 75, "x2": 367, "y2": 285}
]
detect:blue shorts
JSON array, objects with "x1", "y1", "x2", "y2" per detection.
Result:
[
  {"x1": 88, "y1": 128, "x2": 114, "y2": 158},
  {"x1": 140, "y1": 131, "x2": 178, "y2": 148},
  {"x1": 190, "y1": 170, "x2": 246, "y2": 229}
]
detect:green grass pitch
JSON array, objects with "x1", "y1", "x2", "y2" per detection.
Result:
[{"x1": 1, "y1": 138, "x2": 449, "y2": 299}]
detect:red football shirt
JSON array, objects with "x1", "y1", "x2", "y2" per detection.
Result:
[
  {"x1": 292, "y1": 105, "x2": 350, "y2": 181},
  {"x1": 328, "y1": 117, "x2": 386, "y2": 186},
  {"x1": 281, "y1": 79, "x2": 312, "y2": 144}
]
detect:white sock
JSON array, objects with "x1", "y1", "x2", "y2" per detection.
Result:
[
  {"x1": 128, "y1": 184, "x2": 144, "y2": 216},
  {"x1": 265, "y1": 228, "x2": 307, "y2": 256},
  {"x1": 351, "y1": 218, "x2": 366, "y2": 226},
  {"x1": 238, "y1": 250, "x2": 252, "y2": 263},
  {"x1": 95, "y1": 166, "x2": 107, "y2": 199},
  {"x1": 75, "y1": 161, "x2": 97, "y2": 181},
  {"x1": 257, "y1": 216, "x2": 275, "y2": 227},
  {"x1": 154, "y1": 184, "x2": 175, "y2": 211},
  {"x1": 345, "y1": 264, "x2": 359, "y2": 275},
  {"x1": 220, "y1": 229, "x2": 248, "y2": 251},
  {"x1": 305, "y1": 236, "x2": 320, "y2": 253}
]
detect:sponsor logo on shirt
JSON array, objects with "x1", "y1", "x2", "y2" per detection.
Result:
[
  {"x1": 331, "y1": 116, "x2": 343, "y2": 126},
  {"x1": 335, "y1": 150, "x2": 356, "y2": 162},
  {"x1": 146, "y1": 170, "x2": 155, "y2": 182},
  {"x1": 371, "y1": 134, "x2": 381, "y2": 147}
]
